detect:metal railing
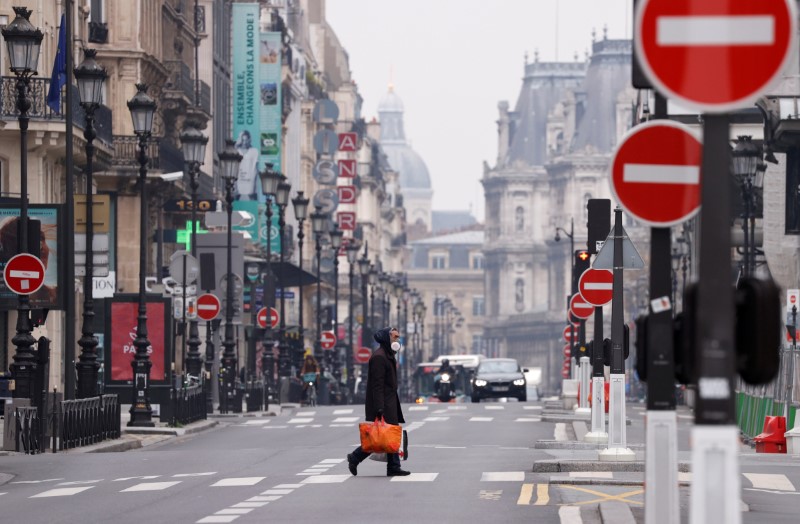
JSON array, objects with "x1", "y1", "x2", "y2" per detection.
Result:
[
  {"x1": 59, "y1": 394, "x2": 120, "y2": 451},
  {"x1": 14, "y1": 406, "x2": 44, "y2": 454},
  {"x1": 245, "y1": 379, "x2": 265, "y2": 412},
  {"x1": 170, "y1": 382, "x2": 207, "y2": 426}
]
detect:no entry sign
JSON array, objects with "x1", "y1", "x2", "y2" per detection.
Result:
[
  {"x1": 3, "y1": 254, "x2": 46, "y2": 295},
  {"x1": 321, "y1": 330, "x2": 337, "y2": 350},
  {"x1": 610, "y1": 120, "x2": 702, "y2": 227},
  {"x1": 579, "y1": 268, "x2": 614, "y2": 307},
  {"x1": 570, "y1": 293, "x2": 594, "y2": 320},
  {"x1": 355, "y1": 346, "x2": 372, "y2": 364},
  {"x1": 196, "y1": 293, "x2": 221, "y2": 321},
  {"x1": 256, "y1": 307, "x2": 279, "y2": 329},
  {"x1": 563, "y1": 326, "x2": 575, "y2": 344},
  {"x1": 635, "y1": 0, "x2": 797, "y2": 113}
]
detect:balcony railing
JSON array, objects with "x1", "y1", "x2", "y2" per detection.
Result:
[
  {"x1": 164, "y1": 60, "x2": 212, "y2": 115},
  {"x1": 0, "y1": 77, "x2": 113, "y2": 145},
  {"x1": 111, "y1": 135, "x2": 186, "y2": 174}
]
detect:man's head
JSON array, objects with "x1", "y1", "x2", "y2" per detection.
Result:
[{"x1": 390, "y1": 328, "x2": 400, "y2": 343}]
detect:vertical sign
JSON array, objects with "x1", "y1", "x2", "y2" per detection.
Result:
[
  {"x1": 259, "y1": 30, "x2": 283, "y2": 182},
  {"x1": 232, "y1": 3, "x2": 261, "y2": 202}
]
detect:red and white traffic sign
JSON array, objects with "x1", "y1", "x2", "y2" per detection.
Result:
[
  {"x1": 562, "y1": 326, "x2": 575, "y2": 344},
  {"x1": 3, "y1": 253, "x2": 46, "y2": 295},
  {"x1": 635, "y1": 0, "x2": 797, "y2": 113},
  {"x1": 256, "y1": 307, "x2": 279, "y2": 329},
  {"x1": 570, "y1": 293, "x2": 594, "y2": 320},
  {"x1": 355, "y1": 346, "x2": 372, "y2": 364},
  {"x1": 564, "y1": 346, "x2": 572, "y2": 358},
  {"x1": 579, "y1": 268, "x2": 614, "y2": 307},
  {"x1": 561, "y1": 367, "x2": 570, "y2": 379},
  {"x1": 320, "y1": 330, "x2": 337, "y2": 350},
  {"x1": 196, "y1": 293, "x2": 221, "y2": 321},
  {"x1": 610, "y1": 120, "x2": 702, "y2": 227}
]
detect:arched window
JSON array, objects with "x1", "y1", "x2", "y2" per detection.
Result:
[
  {"x1": 515, "y1": 206, "x2": 525, "y2": 232},
  {"x1": 515, "y1": 278, "x2": 525, "y2": 312}
]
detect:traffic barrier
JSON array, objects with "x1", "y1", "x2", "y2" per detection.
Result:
[
  {"x1": 754, "y1": 415, "x2": 787, "y2": 453},
  {"x1": 59, "y1": 394, "x2": 120, "y2": 451}
]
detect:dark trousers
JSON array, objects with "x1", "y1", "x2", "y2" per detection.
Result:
[{"x1": 350, "y1": 445, "x2": 401, "y2": 470}]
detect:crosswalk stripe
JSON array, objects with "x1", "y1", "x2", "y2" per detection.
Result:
[
  {"x1": 211, "y1": 477, "x2": 265, "y2": 487},
  {"x1": 424, "y1": 416, "x2": 450, "y2": 421},
  {"x1": 302, "y1": 475, "x2": 350, "y2": 484},
  {"x1": 249, "y1": 496, "x2": 281, "y2": 502},
  {"x1": 515, "y1": 417, "x2": 541, "y2": 422},
  {"x1": 173, "y1": 472, "x2": 216, "y2": 478},
  {"x1": 320, "y1": 459, "x2": 345, "y2": 464},
  {"x1": 289, "y1": 418, "x2": 313, "y2": 424},
  {"x1": 30, "y1": 487, "x2": 94, "y2": 498},
  {"x1": 333, "y1": 417, "x2": 359, "y2": 423},
  {"x1": 559, "y1": 505, "x2": 582, "y2": 523},
  {"x1": 261, "y1": 489, "x2": 293, "y2": 495},
  {"x1": 481, "y1": 472, "x2": 525, "y2": 482},
  {"x1": 333, "y1": 409, "x2": 354, "y2": 414},
  {"x1": 517, "y1": 483, "x2": 534, "y2": 505},
  {"x1": 535, "y1": 483, "x2": 550, "y2": 505},
  {"x1": 231, "y1": 502, "x2": 268, "y2": 508},
  {"x1": 215, "y1": 509, "x2": 253, "y2": 515},
  {"x1": 408, "y1": 406, "x2": 428, "y2": 411},
  {"x1": 296, "y1": 411, "x2": 316, "y2": 416},
  {"x1": 273, "y1": 484, "x2": 305, "y2": 489},
  {"x1": 121, "y1": 481, "x2": 181, "y2": 492},
  {"x1": 470, "y1": 417, "x2": 493, "y2": 422},
  {"x1": 743, "y1": 473, "x2": 796, "y2": 491},
  {"x1": 485, "y1": 406, "x2": 505, "y2": 410},
  {"x1": 554, "y1": 423, "x2": 568, "y2": 441},
  {"x1": 242, "y1": 420, "x2": 270, "y2": 425},
  {"x1": 197, "y1": 516, "x2": 238, "y2": 523},
  {"x1": 390, "y1": 473, "x2": 438, "y2": 482}
]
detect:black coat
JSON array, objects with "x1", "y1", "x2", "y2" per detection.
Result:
[{"x1": 364, "y1": 329, "x2": 405, "y2": 425}]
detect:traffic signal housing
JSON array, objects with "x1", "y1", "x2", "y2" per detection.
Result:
[{"x1": 574, "y1": 250, "x2": 591, "y2": 291}]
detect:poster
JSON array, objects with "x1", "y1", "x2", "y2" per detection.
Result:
[{"x1": 109, "y1": 300, "x2": 167, "y2": 382}]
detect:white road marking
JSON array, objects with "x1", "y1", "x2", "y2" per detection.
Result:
[
  {"x1": 390, "y1": 473, "x2": 439, "y2": 482},
  {"x1": 657, "y1": 15, "x2": 775, "y2": 46},
  {"x1": 242, "y1": 420, "x2": 270, "y2": 425},
  {"x1": 332, "y1": 417, "x2": 359, "y2": 423},
  {"x1": 333, "y1": 409, "x2": 354, "y2": 414},
  {"x1": 424, "y1": 416, "x2": 449, "y2": 421},
  {"x1": 482, "y1": 472, "x2": 525, "y2": 482},
  {"x1": 569, "y1": 472, "x2": 613, "y2": 479},
  {"x1": 296, "y1": 472, "x2": 322, "y2": 476},
  {"x1": 623, "y1": 164, "x2": 699, "y2": 185},
  {"x1": 215, "y1": 509, "x2": 253, "y2": 515},
  {"x1": 435, "y1": 446, "x2": 466, "y2": 449},
  {"x1": 289, "y1": 418, "x2": 313, "y2": 424},
  {"x1": 743, "y1": 473, "x2": 796, "y2": 491},
  {"x1": 249, "y1": 496, "x2": 281, "y2": 501},
  {"x1": 408, "y1": 406, "x2": 428, "y2": 411},
  {"x1": 273, "y1": 484, "x2": 305, "y2": 489},
  {"x1": 470, "y1": 417, "x2": 493, "y2": 422},
  {"x1": 516, "y1": 417, "x2": 541, "y2": 422},
  {"x1": 197, "y1": 517, "x2": 238, "y2": 523},
  {"x1": 433, "y1": 409, "x2": 448, "y2": 414},
  {"x1": 485, "y1": 406, "x2": 505, "y2": 410},
  {"x1": 320, "y1": 458, "x2": 345, "y2": 464},
  {"x1": 302, "y1": 475, "x2": 350, "y2": 484},
  {"x1": 121, "y1": 481, "x2": 181, "y2": 492},
  {"x1": 447, "y1": 406, "x2": 467, "y2": 410},
  {"x1": 404, "y1": 422, "x2": 425, "y2": 433},
  {"x1": 113, "y1": 475, "x2": 160, "y2": 482},
  {"x1": 296, "y1": 411, "x2": 316, "y2": 416},
  {"x1": 173, "y1": 472, "x2": 217, "y2": 477},
  {"x1": 211, "y1": 477, "x2": 265, "y2": 487},
  {"x1": 554, "y1": 423, "x2": 568, "y2": 441},
  {"x1": 261, "y1": 489, "x2": 294, "y2": 495},
  {"x1": 13, "y1": 479, "x2": 63, "y2": 484},
  {"x1": 558, "y1": 505, "x2": 583, "y2": 524},
  {"x1": 523, "y1": 406, "x2": 543, "y2": 410},
  {"x1": 31, "y1": 487, "x2": 94, "y2": 498},
  {"x1": 329, "y1": 423, "x2": 355, "y2": 427},
  {"x1": 57, "y1": 479, "x2": 103, "y2": 486},
  {"x1": 231, "y1": 502, "x2": 268, "y2": 508}
]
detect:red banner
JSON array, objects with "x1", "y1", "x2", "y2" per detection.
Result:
[{"x1": 110, "y1": 301, "x2": 166, "y2": 382}]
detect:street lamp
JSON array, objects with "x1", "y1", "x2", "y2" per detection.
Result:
[
  {"x1": 258, "y1": 163, "x2": 281, "y2": 396},
  {"x1": 368, "y1": 266, "x2": 377, "y2": 345},
  {"x1": 329, "y1": 225, "x2": 344, "y2": 379},
  {"x1": 127, "y1": 83, "x2": 157, "y2": 427},
  {"x1": 3, "y1": 6, "x2": 43, "y2": 401},
  {"x1": 346, "y1": 240, "x2": 362, "y2": 396},
  {"x1": 733, "y1": 136, "x2": 761, "y2": 278},
  {"x1": 310, "y1": 206, "x2": 328, "y2": 368},
  {"x1": 74, "y1": 48, "x2": 107, "y2": 399},
  {"x1": 291, "y1": 191, "x2": 310, "y2": 372},
  {"x1": 275, "y1": 175, "x2": 292, "y2": 377},
  {"x1": 414, "y1": 299, "x2": 425, "y2": 363},
  {"x1": 218, "y1": 139, "x2": 242, "y2": 412},
  {"x1": 179, "y1": 124, "x2": 208, "y2": 378}
]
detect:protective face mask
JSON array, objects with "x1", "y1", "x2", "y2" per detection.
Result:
[{"x1": 391, "y1": 341, "x2": 401, "y2": 352}]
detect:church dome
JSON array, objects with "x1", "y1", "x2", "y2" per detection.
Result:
[
  {"x1": 378, "y1": 84, "x2": 404, "y2": 113},
  {"x1": 383, "y1": 144, "x2": 431, "y2": 190}
]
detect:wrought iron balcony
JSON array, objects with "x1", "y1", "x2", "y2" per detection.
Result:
[
  {"x1": 111, "y1": 136, "x2": 184, "y2": 174},
  {"x1": 0, "y1": 77, "x2": 113, "y2": 145},
  {"x1": 163, "y1": 60, "x2": 212, "y2": 115}
]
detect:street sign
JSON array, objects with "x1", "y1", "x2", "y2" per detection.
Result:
[
  {"x1": 610, "y1": 120, "x2": 702, "y2": 227},
  {"x1": 256, "y1": 307, "x2": 279, "y2": 329},
  {"x1": 561, "y1": 368, "x2": 570, "y2": 379},
  {"x1": 787, "y1": 289, "x2": 799, "y2": 310},
  {"x1": 355, "y1": 346, "x2": 371, "y2": 364},
  {"x1": 312, "y1": 99, "x2": 339, "y2": 124},
  {"x1": 3, "y1": 254, "x2": 46, "y2": 295},
  {"x1": 579, "y1": 268, "x2": 614, "y2": 307},
  {"x1": 196, "y1": 293, "x2": 221, "y2": 321},
  {"x1": 570, "y1": 293, "x2": 594, "y2": 320},
  {"x1": 563, "y1": 326, "x2": 575, "y2": 344},
  {"x1": 593, "y1": 227, "x2": 645, "y2": 270},
  {"x1": 321, "y1": 330, "x2": 337, "y2": 350},
  {"x1": 635, "y1": 0, "x2": 797, "y2": 113},
  {"x1": 564, "y1": 346, "x2": 572, "y2": 358},
  {"x1": 169, "y1": 251, "x2": 200, "y2": 285}
]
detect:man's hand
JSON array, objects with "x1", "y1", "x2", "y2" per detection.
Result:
[{"x1": 376, "y1": 408, "x2": 384, "y2": 419}]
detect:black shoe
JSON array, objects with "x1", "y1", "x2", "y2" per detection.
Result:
[
  {"x1": 347, "y1": 454, "x2": 358, "y2": 476},
  {"x1": 387, "y1": 468, "x2": 411, "y2": 477}
]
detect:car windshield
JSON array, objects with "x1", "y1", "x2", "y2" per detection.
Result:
[{"x1": 478, "y1": 361, "x2": 518, "y2": 374}]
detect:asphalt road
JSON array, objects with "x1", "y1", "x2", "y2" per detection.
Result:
[{"x1": 1, "y1": 400, "x2": 800, "y2": 523}]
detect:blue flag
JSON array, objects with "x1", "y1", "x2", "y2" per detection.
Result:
[{"x1": 46, "y1": 14, "x2": 66, "y2": 114}]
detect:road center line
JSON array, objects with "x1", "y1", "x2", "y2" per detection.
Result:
[{"x1": 517, "y1": 483, "x2": 534, "y2": 505}]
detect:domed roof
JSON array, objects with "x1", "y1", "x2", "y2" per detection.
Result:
[
  {"x1": 383, "y1": 144, "x2": 431, "y2": 190},
  {"x1": 378, "y1": 83, "x2": 404, "y2": 113}
]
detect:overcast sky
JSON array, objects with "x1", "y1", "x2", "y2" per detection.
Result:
[{"x1": 326, "y1": 0, "x2": 630, "y2": 219}]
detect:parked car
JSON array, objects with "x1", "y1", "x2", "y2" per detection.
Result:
[{"x1": 471, "y1": 358, "x2": 526, "y2": 402}]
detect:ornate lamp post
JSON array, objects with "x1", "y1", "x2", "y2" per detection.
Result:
[
  {"x1": 393, "y1": 278, "x2": 406, "y2": 399},
  {"x1": 127, "y1": 84, "x2": 157, "y2": 427},
  {"x1": 218, "y1": 140, "x2": 242, "y2": 412},
  {"x1": 74, "y1": 48, "x2": 107, "y2": 398},
  {"x1": 356, "y1": 247, "x2": 371, "y2": 396},
  {"x1": 329, "y1": 225, "x2": 343, "y2": 378},
  {"x1": 344, "y1": 240, "x2": 360, "y2": 395},
  {"x1": 179, "y1": 124, "x2": 208, "y2": 378},
  {"x1": 379, "y1": 273, "x2": 391, "y2": 327},
  {"x1": 368, "y1": 267, "x2": 377, "y2": 338},
  {"x1": 310, "y1": 206, "x2": 328, "y2": 367},
  {"x1": 3, "y1": 6, "x2": 43, "y2": 401},
  {"x1": 414, "y1": 299, "x2": 425, "y2": 364},
  {"x1": 291, "y1": 191, "x2": 310, "y2": 371},
  {"x1": 258, "y1": 163, "x2": 281, "y2": 396},
  {"x1": 732, "y1": 136, "x2": 761, "y2": 278},
  {"x1": 275, "y1": 176, "x2": 292, "y2": 377}
]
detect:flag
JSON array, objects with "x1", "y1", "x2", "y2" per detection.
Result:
[{"x1": 46, "y1": 13, "x2": 67, "y2": 114}]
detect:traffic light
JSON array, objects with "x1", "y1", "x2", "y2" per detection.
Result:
[
  {"x1": 587, "y1": 199, "x2": 611, "y2": 254},
  {"x1": 735, "y1": 277, "x2": 781, "y2": 385},
  {"x1": 574, "y1": 250, "x2": 591, "y2": 290},
  {"x1": 602, "y1": 325, "x2": 630, "y2": 367}
]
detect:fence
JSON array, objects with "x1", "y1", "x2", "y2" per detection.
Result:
[
  {"x1": 170, "y1": 383, "x2": 207, "y2": 426},
  {"x1": 14, "y1": 406, "x2": 44, "y2": 454},
  {"x1": 59, "y1": 394, "x2": 121, "y2": 451},
  {"x1": 736, "y1": 348, "x2": 800, "y2": 438},
  {"x1": 245, "y1": 380, "x2": 265, "y2": 412}
]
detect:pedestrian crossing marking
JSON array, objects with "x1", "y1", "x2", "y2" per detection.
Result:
[
  {"x1": 333, "y1": 409, "x2": 354, "y2": 414},
  {"x1": 330, "y1": 423, "x2": 356, "y2": 427},
  {"x1": 261, "y1": 489, "x2": 293, "y2": 495},
  {"x1": 482, "y1": 472, "x2": 525, "y2": 482},
  {"x1": 262, "y1": 425, "x2": 288, "y2": 429},
  {"x1": 515, "y1": 417, "x2": 541, "y2": 422},
  {"x1": 57, "y1": 479, "x2": 103, "y2": 486},
  {"x1": 332, "y1": 417, "x2": 359, "y2": 423},
  {"x1": 121, "y1": 481, "x2": 181, "y2": 492},
  {"x1": 289, "y1": 418, "x2": 313, "y2": 423},
  {"x1": 554, "y1": 423, "x2": 568, "y2": 441},
  {"x1": 242, "y1": 420, "x2": 270, "y2": 425},
  {"x1": 743, "y1": 473, "x2": 795, "y2": 491},
  {"x1": 231, "y1": 502, "x2": 268, "y2": 508},
  {"x1": 408, "y1": 406, "x2": 428, "y2": 411},
  {"x1": 479, "y1": 489, "x2": 503, "y2": 500},
  {"x1": 215, "y1": 509, "x2": 253, "y2": 515},
  {"x1": 447, "y1": 406, "x2": 467, "y2": 410},
  {"x1": 302, "y1": 475, "x2": 350, "y2": 484},
  {"x1": 13, "y1": 478, "x2": 63, "y2": 484},
  {"x1": 423, "y1": 416, "x2": 449, "y2": 421},
  {"x1": 249, "y1": 496, "x2": 280, "y2": 502},
  {"x1": 517, "y1": 483, "x2": 534, "y2": 505},
  {"x1": 560, "y1": 485, "x2": 644, "y2": 506},
  {"x1": 197, "y1": 516, "x2": 238, "y2": 523},
  {"x1": 211, "y1": 477, "x2": 265, "y2": 487},
  {"x1": 390, "y1": 473, "x2": 438, "y2": 482},
  {"x1": 485, "y1": 406, "x2": 505, "y2": 410},
  {"x1": 524, "y1": 406, "x2": 543, "y2": 410},
  {"x1": 273, "y1": 484, "x2": 306, "y2": 489},
  {"x1": 569, "y1": 472, "x2": 613, "y2": 479},
  {"x1": 296, "y1": 472, "x2": 322, "y2": 476},
  {"x1": 297, "y1": 411, "x2": 316, "y2": 416},
  {"x1": 113, "y1": 475, "x2": 160, "y2": 482},
  {"x1": 173, "y1": 472, "x2": 216, "y2": 477},
  {"x1": 470, "y1": 417, "x2": 493, "y2": 422},
  {"x1": 558, "y1": 506, "x2": 582, "y2": 524},
  {"x1": 535, "y1": 483, "x2": 550, "y2": 505},
  {"x1": 30, "y1": 486, "x2": 94, "y2": 498}
]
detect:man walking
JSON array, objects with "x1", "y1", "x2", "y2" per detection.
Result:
[{"x1": 347, "y1": 326, "x2": 411, "y2": 476}]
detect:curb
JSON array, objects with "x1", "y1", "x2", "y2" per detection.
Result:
[
  {"x1": 542, "y1": 415, "x2": 632, "y2": 425},
  {"x1": 76, "y1": 435, "x2": 143, "y2": 453},
  {"x1": 548, "y1": 477, "x2": 693, "y2": 487},
  {"x1": 123, "y1": 419, "x2": 219, "y2": 437},
  {"x1": 534, "y1": 440, "x2": 645, "y2": 450},
  {"x1": 599, "y1": 501, "x2": 636, "y2": 524},
  {"x1": 532, "y1": 460, "x2": 692, "y2": 473},
  {"x1": 0, "y1": 472, "x2": 13, "y2": 486}
]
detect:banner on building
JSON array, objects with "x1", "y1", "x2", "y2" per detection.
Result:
[
  {"x1": 233, "y1": 200, "x2": 280, "y2": 254},
  {"x1": 259, "y1": 31, "x2": 283, "y2": 176}
]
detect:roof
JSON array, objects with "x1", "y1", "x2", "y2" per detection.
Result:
[
  {"x1": 383, "y1": 144, "x2": 431, "y2": 190},
  {"x1": 432, "y1": 210, "x2": 477, "y2": 233},
  {"x1": 412, "y1": 230, "x2": 484, "y2": 246}
]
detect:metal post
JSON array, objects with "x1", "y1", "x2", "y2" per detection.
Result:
[
  {"x1": 297, "y1": 217, "x2": 305, "y2": 372},
  {"x1": 262, "y1": 201, "x2": 274, "y2": 399},
  {"x1": 204, "y1": 317, "x2": 215, "y2": 413},
  {"x1": 585, "y1": 303, "x2": 608, "y2": 443},
  {"x1": 332, "y1": 250, "x2": 340, "y2": 381},
  {"x1": 278, "y1": 205, "x2": 289, "y2": 377},
  {"x1": 576, "y1": 319, "x2": 590, "y2": 414},
  {"x1": 186, "y1": 161, "x2": 203, "y2": 376},
  {"x1": 64, "y1": 0, "x2": 76, "y2": 400},
  {"x1": 220, "y1": 175, "x2": 237, "y2": 414},
  {"x1": 348, "y1": 262, "x2": 355, "y2": 397},
  {"x1": 363, "y1": 273, "x2": 370, "y2": 379},
  {"x1": 786, "y1": 305, "x2": 796, "y2": 422},
  {"x1": 690, "y1": 113, "x2": 740, "y2": 524},
  {"x1": 315, "y1": 234, "x2": 323, "y2": 368}
]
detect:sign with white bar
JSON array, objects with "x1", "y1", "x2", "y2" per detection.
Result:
[
  {"x1": 635, "y1": 0, "x2": 797, "y2": 113},
  {"x1": 3, "y1": 253, "x2": 46, "y2": 295},
  {"x1": 579, "y1": 268, "x2": 614, "y2": 306}
]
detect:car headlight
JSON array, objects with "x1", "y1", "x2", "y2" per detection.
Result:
[
  {"x1": 474, "y1": 379, "x2": 487, "y2": 387},
  {"x1": 440, "y1": 373, "x2": 450, "y2": 383},
  {"x1": 513, "y1": 379, "x2": 525, "y2": 386}
]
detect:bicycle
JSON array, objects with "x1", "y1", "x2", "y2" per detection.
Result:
[{"x1": 303, "y1": 372, "x2": 318, "y2": 407}]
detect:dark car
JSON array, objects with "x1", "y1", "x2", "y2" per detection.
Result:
[{"x1": 471, "y1": 358, "x2": 526, "y2": 402}]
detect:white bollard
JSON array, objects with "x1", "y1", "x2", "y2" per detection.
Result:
[
  {"x1": 690, "y1": 425, "x2": 741, "y2": 524},
  {"x1": 575, "y1": 357, "x2": 591, "y2": 414},
  {"x1": 645, "y1": 410, "x2": 679, "y2": 524},
  {"x1": 584, "y1": 376, "x2": 608, "y2": 443},
  {"x1": 598, "y1": 373, "x2": 635, "y2": 461}
]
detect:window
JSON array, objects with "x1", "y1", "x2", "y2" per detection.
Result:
[
  {"x1": 472, "y1": 296, "x2": 485, "y2": 316},
  {"x1": 515, "y1": 206, "x2": 525, "y2": 232},
  {"x1": 472, "y1": 255, "x2": 485, "y2": 269},
  {"x1": 431, "y1": 255, "x2": 446, "y2": 269},
  {"x1": 91, "y1": 0, "x2": 104, "y2": 22}
]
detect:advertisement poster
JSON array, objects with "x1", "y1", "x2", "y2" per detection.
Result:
[
  {"x1": 0, "y1": 205, "x2": 62, "y2": 310},
  {"x1": 259, "y1": 31, "x2": 283, "y2": 176},
  {"x1": 109, "y1": 300, "x2": 166, "y2": 382},
  {"x1": 233, "y1": 200, "x2": 280, "y2": 254}
]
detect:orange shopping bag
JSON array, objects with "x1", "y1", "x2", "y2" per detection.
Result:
[{"x1": 359, "y1": 417, "x2": 402, "y2": 454}]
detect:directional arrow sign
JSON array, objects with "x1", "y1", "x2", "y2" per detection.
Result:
[
  {"x1": 635, "y1": 0, "x2": 797, "y2": 113},
  {"x1": 570, "y1": 293, "x2": 594, "y2": 320},
  {"x1": 3, "y1": 254, "x2": 46, "y2": 295},
  {"x1": 196, "y1": 293, "x2": 221, "y2": 321},
  {"x1": 579, "y1": 268, "x2": 614, "y2": 307}
]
